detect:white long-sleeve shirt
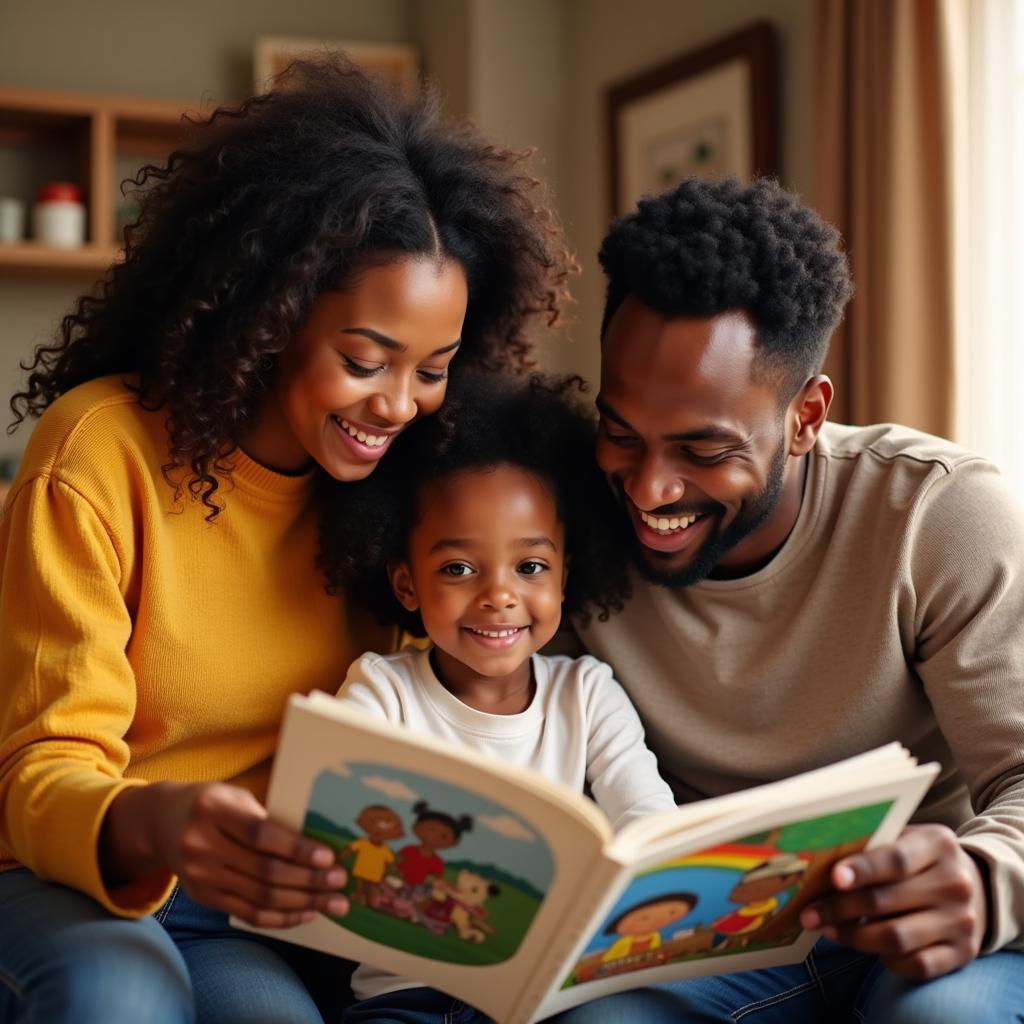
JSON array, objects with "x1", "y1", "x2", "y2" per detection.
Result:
[
  {"x1": 337, "y1": 647, "x2": 675, "y2": 832},
  {"x1": 336, "y1": 645, "x2": 676, "y2": 1002}
]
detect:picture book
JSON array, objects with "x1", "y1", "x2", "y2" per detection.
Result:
[{"x1": 234, "y1": 693, "x2": 939, "y2": 1024}]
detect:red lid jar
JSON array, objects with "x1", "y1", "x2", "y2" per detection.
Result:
[
  {"x1": 37, "y1": 182, "x2": 82, "y2": 204},
  {"x1": 33, "y1": 180, "x2": 86, "y2": 249}
]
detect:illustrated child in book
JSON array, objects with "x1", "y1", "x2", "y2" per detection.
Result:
[
  {"x1": 318, "y1": 370, "x2": 677, "y2": 1021},
  {"x1": 338, "y1": 805, "x2": 406, "y2": 904},
  {"x1": 396, "y1": 802, "x2": 473, "y2": 900},
  {"x1": 601, "y1": 892, "x2": 699, "y2": 965},
  {"x1": 711, "y1": 854, "x2": 809, "y2": 951}
]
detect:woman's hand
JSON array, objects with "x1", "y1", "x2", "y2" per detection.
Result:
[
  {"x1": 101, "y1": 781, "x2": 349, "y2": 927},
  {"x1": 799, "y1": 824, "x2": 987, "y2": 979}
]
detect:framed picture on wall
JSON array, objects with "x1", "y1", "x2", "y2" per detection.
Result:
[
  {"x1": 253, "y1": 37, "x2": 418, "y2": 97},
  {"x1": 606, "y1": 22, "x2": 776, "y2": 217}
]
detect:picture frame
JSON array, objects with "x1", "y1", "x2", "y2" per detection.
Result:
[
  {"x1": 253, "y1": 36, "x2": 418, "y2": 97},
  {"x1": 606, "y1": 22, "x2": 776, "y2": 217}
]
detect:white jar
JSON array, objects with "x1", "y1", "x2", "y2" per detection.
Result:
[
  {"x1": 0, "y1": 197, "x2": 26, "y2": 243},
  {"x1": 33, "y1": 182, "x2": 86, "y2": 249}
]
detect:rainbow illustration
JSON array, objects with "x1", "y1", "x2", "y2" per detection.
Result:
[{"x1": 648, "y1": 842, "x2": 792, "y2": 874}]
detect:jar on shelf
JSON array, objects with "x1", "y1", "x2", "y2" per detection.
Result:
[
  {"x1": 0, "y1": 197, "x2": 26, "y2": 243},
  {"x1": 32, "y1": 182, "x2": 86, "y2": 249}
]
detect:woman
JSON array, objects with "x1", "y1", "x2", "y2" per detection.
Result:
[{"x1": 0, "y1": 59, "x2": 571, "y2": 1023}]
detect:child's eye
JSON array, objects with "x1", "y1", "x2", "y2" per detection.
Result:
[
  {"x1": 518, "y1": 560, "x2": 548, "y2": 576},
  {"x1": 441, "y1": 563, "x2": 474, "y2": 577}
]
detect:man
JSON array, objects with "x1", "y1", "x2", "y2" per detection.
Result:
[{"x1": 567, "y1": 178, "x2": 1024, "y2": 1021}]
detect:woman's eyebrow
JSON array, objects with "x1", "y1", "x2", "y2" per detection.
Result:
[{"x1": 341, "y1": 327, "x2": 461, "y2": 356}]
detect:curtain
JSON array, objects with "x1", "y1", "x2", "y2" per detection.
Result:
[
  {"x1": 948, "y1": 0, "x2": 1024, "y2": 500},
  {"x1": 814, "y1": 0, "x2": 956, "y2": 435}
]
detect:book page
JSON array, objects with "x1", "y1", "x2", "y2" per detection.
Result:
[
  {"x1": 614, "y1": 742, "x2": 912, "y2": 850},
  {"x1": 533, "y1": 758, "x2": 937, "y2": 1021},
  {"x1": 233, "y1": 696, "x2": 612, "y2": 1024}
]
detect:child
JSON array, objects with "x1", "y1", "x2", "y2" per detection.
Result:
[
  {"x1": 337, "y1": 805, "x2": 406, "y2": 904},
  {"x1": 395, "y1": 802, "x2": 474, "y2": 899},
  {"x1": 319, "y1": 371, "x2": 677, "y2": 1022}
]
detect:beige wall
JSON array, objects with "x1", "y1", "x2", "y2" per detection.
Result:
[
  {"x1": 0, "y1": 0, "x2": 814, "y2": 458},
  {"x1": 556, "y1": 0, "x2": 815, "y2": 387},
  {"x1": 0, "y1": 0, "x2": 413, "y2": 459}
]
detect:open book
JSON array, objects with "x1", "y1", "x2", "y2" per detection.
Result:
[{"x1": 235, "y1": 693, "x2": 938, "y2": 1023}]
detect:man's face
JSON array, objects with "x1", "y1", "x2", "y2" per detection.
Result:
[{"x1": 597, "y1": 300, "x2": 796, "y2": 587}]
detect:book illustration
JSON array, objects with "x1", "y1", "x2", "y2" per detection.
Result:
[
  {"x1": 568, "y1": 800, "x2": 893, "y2": 987},
  {"x1": 302, "y1": 761, "x2": 555, "y2": 965}
]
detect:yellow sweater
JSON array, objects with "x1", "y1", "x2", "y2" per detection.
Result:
[{"x1": 0, "y1": 376, "x2": 392, "y2": 917}]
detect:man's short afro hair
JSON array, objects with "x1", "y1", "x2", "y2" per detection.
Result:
[{"x1": 599, "y1": 177, "x2": 853, "y2": 396}]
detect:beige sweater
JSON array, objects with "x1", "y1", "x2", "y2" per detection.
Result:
[{"x1": 579, "y1": 421, "x2": 1024, "y2": 953}]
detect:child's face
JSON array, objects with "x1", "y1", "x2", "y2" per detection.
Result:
[
  {"x1": 616, "y1": 897, "x2": 694, "y2": 935},
  {"x1": 357, "y1": 806, "x2": 405, "y2": 841},
  {"x1": 414, "y1": 819, "x2": 459, "y2": 849},
  {"x1": 391, "y1": 465, "x2": 567, "y2": 692}
]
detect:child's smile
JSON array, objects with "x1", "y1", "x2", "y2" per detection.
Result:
[
  {"x1": 390, "y1": 464, "x2": 567, "y2": 712},
  {"x1": 462, "y1": 624, "x2": 529, "y2": 648}
]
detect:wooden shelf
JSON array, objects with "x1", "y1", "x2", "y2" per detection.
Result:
[
  {"x1": 0, "y1": 86, "x2": 192, "y2": 275},
  {"x1": 0, "y1": 241, "x2": 119, "y2": 275}
]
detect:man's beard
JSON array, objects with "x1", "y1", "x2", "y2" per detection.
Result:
[{"x1": 623, "y1": 438, "x2": 788, "y2": 589}]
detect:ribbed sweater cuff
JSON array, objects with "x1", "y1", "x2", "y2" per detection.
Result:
[
  {"x1": 35, "y1": 775, "x2": 175, "y2": 919},
  {"x1": 959, "y1": 834, "x2": 1024, "y2": 953}
]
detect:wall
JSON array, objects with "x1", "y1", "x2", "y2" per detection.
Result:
[
  {"x1": 0, "y1": 0, "x2": 815, "y2": 458},
  {"x1": 556, "y1": 0, "x2": 815, "y2": 387},
  {"x1": 0, "y1": 0, "x2": 413, "y2": 459}
]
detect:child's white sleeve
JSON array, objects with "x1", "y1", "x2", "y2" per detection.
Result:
[
  {"x1": 334, "y1": 652, "x2": 403, "y2": 722},
  {"x1": 581, "y1": 658, "x2": 677, "y2": 830}
]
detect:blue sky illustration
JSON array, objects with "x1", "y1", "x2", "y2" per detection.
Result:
[
  {"x1": 307, "y1": 761, "x2": 555, "y2": 893},
  {"x1": 580, "y1": 865, "x2": 794, "y2": 957}
]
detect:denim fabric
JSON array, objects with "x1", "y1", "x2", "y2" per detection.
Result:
[
  {"x1": 0, "y1": 867, "x2": 353, "y2": 1024},
  {"x1": 547, "y1": 937, "x2": 1024, "y2": 1024},
  {"x1": 342, "y1": 987, "x2": 490, "y2": 1024},
  {"x1": 0, "y1": 868, "x2": 193, "y2": 1024}
]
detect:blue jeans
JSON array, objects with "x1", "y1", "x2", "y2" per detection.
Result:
[
  {"x1": 548, "y1": 937, "x2": 1024, "y2": 1023},
  {"x1": 0, "y1": 867, "x2": 353, "y2": 1023},
  {"x1": 343, "y1": 988, "x2": 489, "y2": 1024}
]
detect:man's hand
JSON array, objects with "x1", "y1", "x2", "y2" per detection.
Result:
[
  {"x1": 101, "y1": 781, "x2": 349, "y2": 928},
  {"x1": 800, "y1": 824, "x2": 987, "y2": 980}
]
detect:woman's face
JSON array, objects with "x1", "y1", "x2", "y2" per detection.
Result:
[{"x1": 248, "y1": 257, "x2": 468, "y2": 480}]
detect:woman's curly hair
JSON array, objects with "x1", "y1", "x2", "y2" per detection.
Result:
[
  {"x1": 317, "y1": 370, "x2": 632, "y2": 634},
  {"x1": 600, "y1": 177, "x2": 853, "y2": 398},
  {"x1": 9, "y1": 58, "x2": 574, "y2": 517}
]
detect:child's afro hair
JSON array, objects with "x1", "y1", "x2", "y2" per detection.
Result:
[{"x1": 317, "y1": 370, "x2": 632, "y2": 635}]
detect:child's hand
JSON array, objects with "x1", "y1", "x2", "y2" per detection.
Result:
[{"x1": 102, "y1": 781, "x2": 350, "y2": 927}]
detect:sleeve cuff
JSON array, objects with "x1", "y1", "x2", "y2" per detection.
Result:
[
  {"x1": 958, "y1": 834, "x2": 1024, "y2": 953},
  {"x1": 33, "y1": 775, "x2": 176, "y2": 918}
]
